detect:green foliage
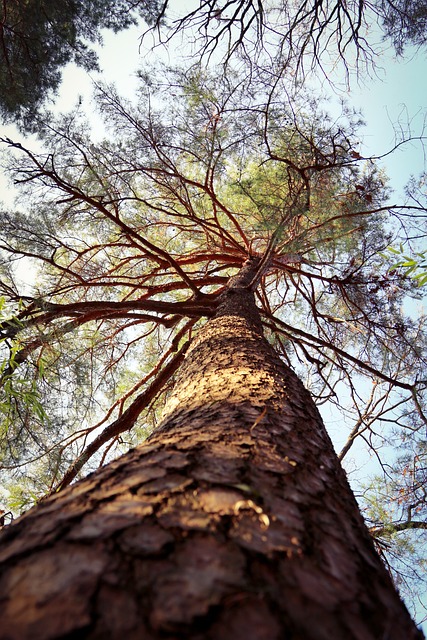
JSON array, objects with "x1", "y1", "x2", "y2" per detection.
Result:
[
  {"x1": 381, "y1": 245, "x2": 427, "y2": 286},
  {"x1": 0, "y1": 0, "x2": 163, "y2": 127},
  {"x1": 3, "y1": 480, "x2": 41, "y2": 515},
  {"x1": 0, "y1": 298, "x2": 47, "y2": 457}
]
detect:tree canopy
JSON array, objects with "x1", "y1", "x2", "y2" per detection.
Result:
[
  {"x1": 0, "y1": 0, "x2": 162, "y2": 126},
  {"x1": 154, "y1": 0, "x2": 427, "y2": 66}
]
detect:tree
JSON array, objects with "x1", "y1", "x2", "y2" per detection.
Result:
[
  {"x1": 0, "y1": 66, "x2": 426, "y2": 634},
  {"x1": 0, "y1": 257, "x2": 424, "y2": 639},
  {"x1": 0, "y1": 0, "x2": 162, "y2": 126}
]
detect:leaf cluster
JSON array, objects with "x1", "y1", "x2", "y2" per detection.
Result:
[{"x1": 0, "y1": 0, "x2": 164, "y2": 126}]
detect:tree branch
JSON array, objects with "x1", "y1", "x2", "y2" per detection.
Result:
[{"x1": 52, "y1": 339, "x2": 190, "y2": 493}]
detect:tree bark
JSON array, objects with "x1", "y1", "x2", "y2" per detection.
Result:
[{"x1": 0, "y1": 259, "x2": 423, "y2": 640}]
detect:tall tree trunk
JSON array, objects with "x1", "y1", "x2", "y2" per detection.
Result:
[{"x1": 0, "y1": 259, "x2": 423, "y2": 639}]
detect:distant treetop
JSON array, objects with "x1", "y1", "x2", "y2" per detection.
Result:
[{"x1": 0, "y1": 0, "x2": 162, "y2": 127}]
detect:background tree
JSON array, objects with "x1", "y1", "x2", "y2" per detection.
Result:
[
  {"x1": 2, "y1": 0, "x2": 427, "y2": 127},
  {"x1": 0, "y1": 0, "x2": 162, "y2": 126},
  {"x1": 380, "y1": 0, "x2": 427, "y2": 54}
]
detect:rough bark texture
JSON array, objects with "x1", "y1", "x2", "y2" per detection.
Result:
[{"x1": 0, "y1": 260, "x2": 423, "y2": 639}]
